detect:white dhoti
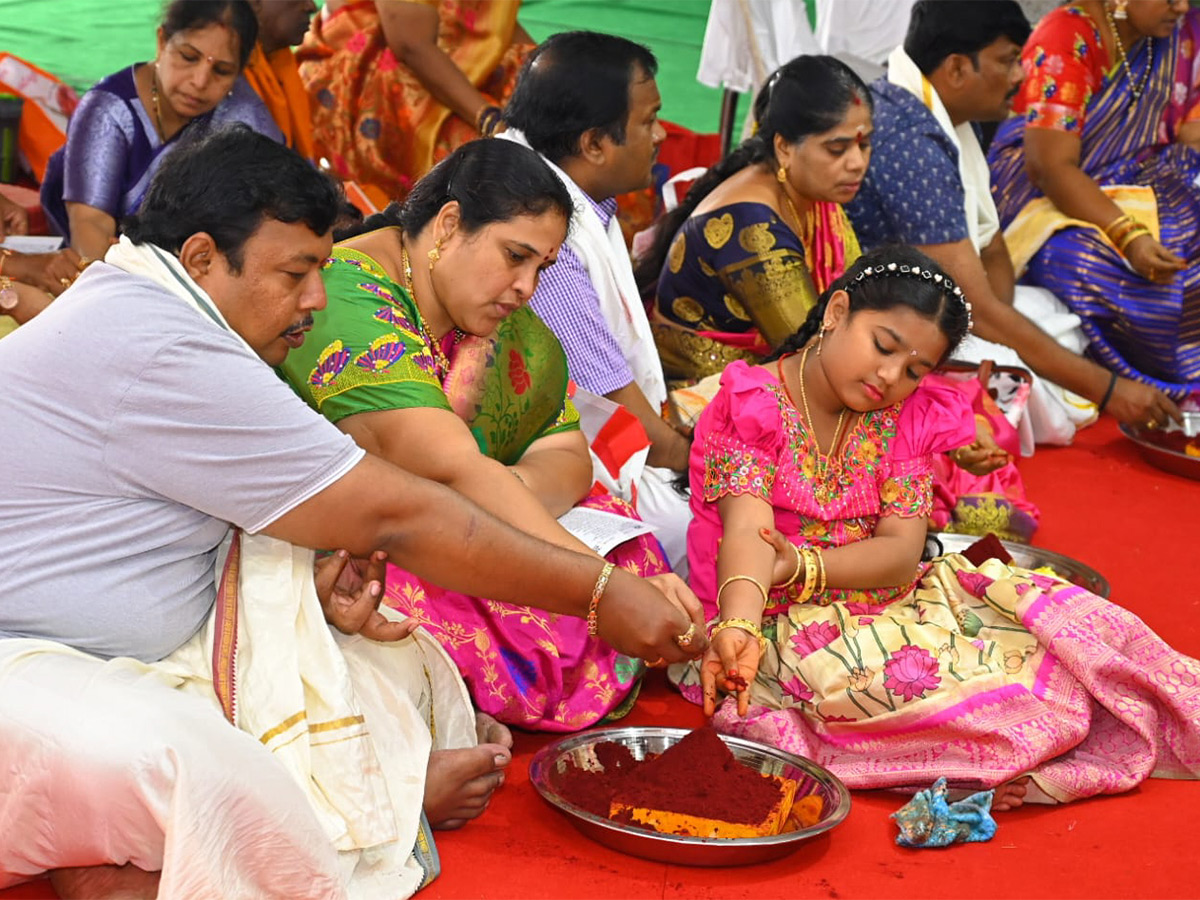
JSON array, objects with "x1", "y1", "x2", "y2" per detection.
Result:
[
  {"x1": 0, "y1": 533, "x2": 476, "y2": 899},
  {"x1": 954, "y1": 285, "x2": 1097, "y2": 454}
]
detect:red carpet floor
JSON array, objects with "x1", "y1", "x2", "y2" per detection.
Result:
[{"x1": 4, "y1": 417, "x2": 1198, "y2": 899}]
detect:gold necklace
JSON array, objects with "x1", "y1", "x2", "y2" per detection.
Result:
[
  {"x1": 1103, "y1": 3, "x2": 1153, "y2": 99},
  {"x1": 797, "y1": 345, "x2": 847, "y2": 459},
  {"x1": 400, "y1": 239, "x2": 453, "y2": 379},
  {"x1": 149, "y1": 67, "x2": 166, "y2": 140},
  {"x1": 778, "y1": 183, "x2": 812, "y2": 243},
  {"x1": 780, "y1": 345, "x2": 849, "y2": 505},
  {"x1": 777, "y1": 180, "x2": 819, "y2": 275}
]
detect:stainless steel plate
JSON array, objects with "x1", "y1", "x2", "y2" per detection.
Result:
[
  {"x1": 528, "y1": 726, "x2": 851, "y2": 867},
  {"x1": 1120, "y1": 420, "x2": 1200, "y2": 483},
  {"x1": 931, "y1": 532, "x2": 1110, "y2": 598}
]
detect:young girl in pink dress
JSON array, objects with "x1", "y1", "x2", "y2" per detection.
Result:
[{"x1": 673, "y1": 245, "x2": 1200, "y2": 809}]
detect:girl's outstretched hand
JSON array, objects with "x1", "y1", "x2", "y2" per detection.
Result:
[{"x1": 699, "y1": 625, "x2": 761, "y2": 718}]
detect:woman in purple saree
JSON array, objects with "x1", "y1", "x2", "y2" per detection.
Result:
[
  {"x1": 989, "y1": 1, "x2": 1200, "y2": 397},
  {"x1": 40, "y1": 0, "x2": 280, "y2": 259}
]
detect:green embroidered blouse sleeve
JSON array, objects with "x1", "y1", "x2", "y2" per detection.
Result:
[{"x1": 280, "y1": 250, "x2": 451, "y2": 423}]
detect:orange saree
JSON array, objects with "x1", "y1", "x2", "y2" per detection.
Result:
[{"x1": 297, "y1": 0, "x2": 531, "y2": 199}]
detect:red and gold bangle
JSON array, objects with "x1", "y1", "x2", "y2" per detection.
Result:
[
  {"x1": 586, "y1": 562, "x2": 615, "y2": 636},
  {"x1": 793, "y1": 547, "x2": 819, "y2": 605}
]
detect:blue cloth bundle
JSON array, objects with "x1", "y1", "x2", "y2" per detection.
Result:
[{"x1": 891, "y1": 777, "x2": 997, "y2": 848}]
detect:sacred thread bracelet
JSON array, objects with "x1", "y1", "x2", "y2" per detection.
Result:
[
  {"x1": 1098, "y1": 370, "x2": 1119, "y2": 413},
  {"x1": 586, "y1": 562, "x2": 615, "y2": 636}
]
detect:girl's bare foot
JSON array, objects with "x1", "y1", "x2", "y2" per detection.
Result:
[
  {"x1": 424, "y1": 742, "x2": 511, "y2": 830},
  {"x1": 992, "y1": 776, "x2": 1031, "y2": 812},
  {"x1": 50, "y1": 863, "x2": 160, "y2": 899}
]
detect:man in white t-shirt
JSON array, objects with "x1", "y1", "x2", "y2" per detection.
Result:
[{"x1": 0, "y1": 126, "x2": 705, "y2": 899}]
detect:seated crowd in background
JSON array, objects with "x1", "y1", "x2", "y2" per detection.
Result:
[{"x1": 638, "y1": 42, "x2": 1034, "y2": 542}]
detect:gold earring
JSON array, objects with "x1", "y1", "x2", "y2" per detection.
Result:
[
  {"x1": 776, "y1": 165, "x2": 788, "y2": 185},
  {"x1": 817, "y1": 323, "x2": 826, "y2": 355},
  {"x1": 1112, "y1": 0, "x2": 1128, "y2": 19},
  {"x1": 428, "y1": 241, "x2": 442, "y2": 272}
]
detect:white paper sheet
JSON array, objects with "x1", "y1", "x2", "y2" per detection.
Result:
[
  {"x1": 557, "y1": 505, "x2": 654, "y2": 557},
  {"x1": 1, "y1": 235, "x2": 64, "y2": 253}
]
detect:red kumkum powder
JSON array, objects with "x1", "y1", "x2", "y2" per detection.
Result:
[{"x1": 556, "y1": 728, "x2": 785, "y2": 827}]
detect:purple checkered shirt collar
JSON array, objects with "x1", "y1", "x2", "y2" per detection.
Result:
[{"x1": 578, "y1": 193, "x2": 618, "y2": 228}]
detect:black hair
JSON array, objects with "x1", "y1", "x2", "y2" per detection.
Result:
[
  {"x1": 904, "y1": 0, "x2": 1030, "y2": 76},
  {"x1": 336, "y1": 138, "x2": 573, "y2": 242},
  {"x1": 161, "y1": 0, "x2": 259, "y2": 70},
  {"x1": 503, "y1": 31, "x2": 658, "y2": 166},
  {"x1": 769, "y1": 245, "x2": 970, "y2": 362},
  {"x1": 635, "y1": 55, "x2": 870, "y2": 293},
  {"x1": 123, "y1": 123, "x2": 339, "y2": 271}
]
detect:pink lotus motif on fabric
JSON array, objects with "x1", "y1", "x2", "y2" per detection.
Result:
[{"x1": 883, "y1": 644, "x2": 941, "y2": 702}]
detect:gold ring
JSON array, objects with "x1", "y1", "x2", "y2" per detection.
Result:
[
  {"x1": 644, "y1": 657, "x2": 666, "y2": 668},
  {"x1": 674, "y1": 622, "x2": 697, "y2": 647},
  {"x1": 1146, "y1": 419, "x2": 1157, "y2": 430},
  {"x1": 59, "y1": 277, "x2": 71, "y2": 287}
]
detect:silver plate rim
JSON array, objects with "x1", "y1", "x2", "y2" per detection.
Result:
[{"x1": 528, "y1": 725, "x2": 852, "y2": 850}]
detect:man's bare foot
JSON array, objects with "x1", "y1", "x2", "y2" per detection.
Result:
[
  {"x1": 992, "y1": 776, "x2": 1031, "y2": 812},
  {"x1": 424, "y1": 742, "x2": 511, "y2": 830},
  {"x1": 50, "y1": 863, "x2": 160, "y2": 899},
  {"x1": 476, "y1": 711, "x2": 513, "y2": 750}
]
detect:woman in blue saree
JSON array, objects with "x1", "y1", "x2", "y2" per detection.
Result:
[{"x1": 989, "y1": 0, "x2": 1200, "y2": 399}]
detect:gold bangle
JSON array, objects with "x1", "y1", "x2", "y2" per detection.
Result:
[
  {"x1": 1103, "y1": 213, "x2": 1134, "y2": 241},
  {"x1": 1118, "y1": 225, "x2": 1150, "y2": 254},
  {"x1": 793, "y1": 547, "x2": 818, "y2": 605},
  {"x1": 0, "y1": 247, "x2": 11, "y2": 278},
  {"x1": 586, "y1": 562, "x2": 615, "y2": 636},
  {"x1": 708, "y1": 617, "x2": 767, "y2": 653},
  {"x1": 814, "y1": 548, "x2": 828, "y2": 601},
  {"x1": 777, "y1": 542, "x2": 803, "y2": 590},
  {"x1": 717, "y1": 574, "x2": 769, "y2": 609},
  {"x1": 1107, "y1": 221, "x2": 1139, "y2": 245}
]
